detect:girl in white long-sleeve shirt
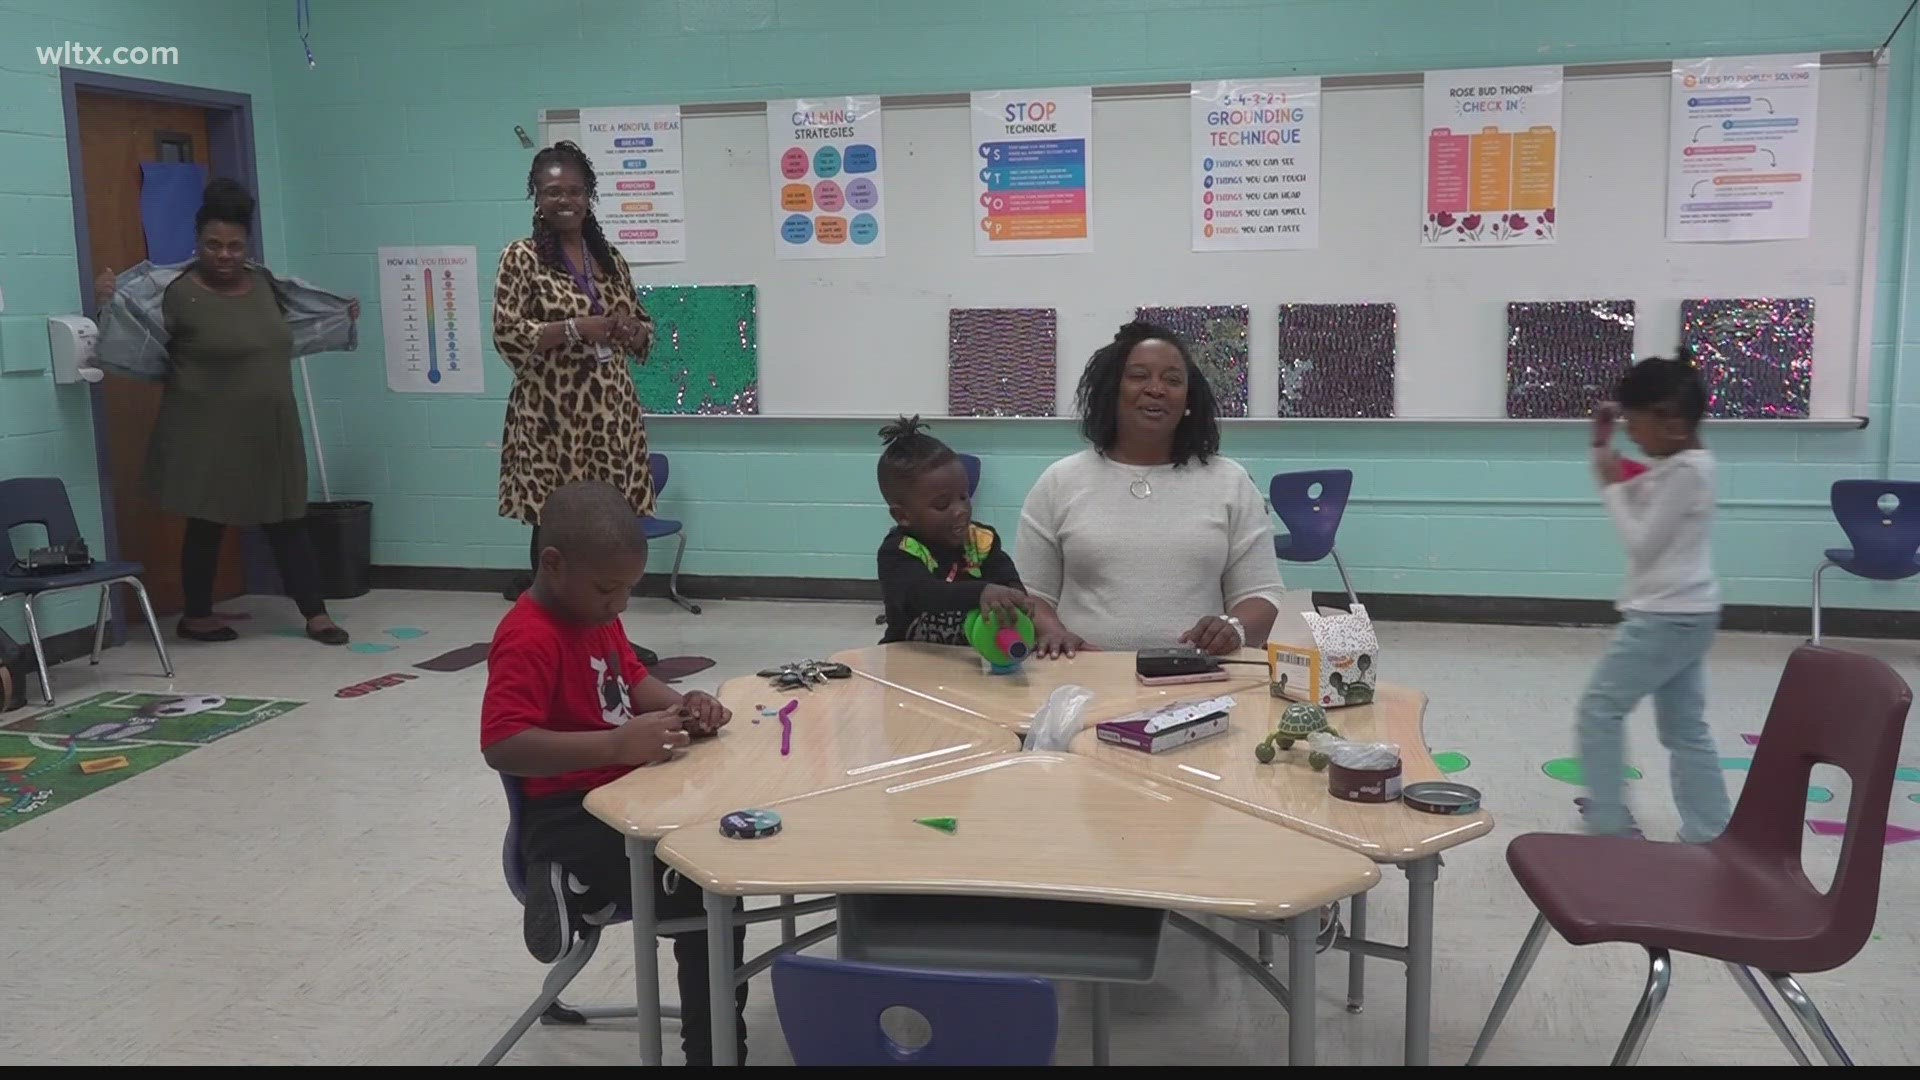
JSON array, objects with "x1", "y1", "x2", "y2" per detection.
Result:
[{"x1": 1576, "y1": 354, "x2": 1733, "y2": 843}]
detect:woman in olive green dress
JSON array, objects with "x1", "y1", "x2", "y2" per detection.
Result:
[{"x1": 101, "y1": 180, "x2": 358, "y2": 645}]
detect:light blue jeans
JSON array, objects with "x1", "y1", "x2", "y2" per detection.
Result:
[{"x1": 1576, "y1": 611, "x2": 1733, "y2": 843}]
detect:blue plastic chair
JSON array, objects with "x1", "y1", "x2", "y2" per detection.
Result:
[
  {"x1": 0, "y1": 477, "x2": 172, "y2": 706},
  {"x1": 1269, "y1": 469, "x2": 1358, "y2": 608},
  {"x1": 479, "y1": 774, "x2": 640, "y2": 1065},
  {"x1": 1811, "y1": 480, "x2": 1920, "y2": 643},
  {"x1": 772, "y1": 954, "x2": 1057, "y2": 1066},
  {"x1": 644, "y1": 453, "x2": 700, "y2": 614}
]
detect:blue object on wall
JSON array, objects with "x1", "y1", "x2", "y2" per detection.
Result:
[{"x1": 139, "y1": 162, "x2": 207, "y2": 264}]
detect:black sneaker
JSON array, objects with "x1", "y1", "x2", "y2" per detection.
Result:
[{"x1": 523, "y1": 859, "x2": 572, "y2": 964}]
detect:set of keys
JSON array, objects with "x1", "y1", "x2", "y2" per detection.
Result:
[{"x1": 756, "y1": 659, "x2": 853, "y2": 692}]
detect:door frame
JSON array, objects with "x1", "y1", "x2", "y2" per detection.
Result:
[{"x1": 60, "y1": 69, "x2": 269, "y2": 636}]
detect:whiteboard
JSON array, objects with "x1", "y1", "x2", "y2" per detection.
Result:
[{"x1": 543, "y1": 60, "x2": 1878, "y2": 420}]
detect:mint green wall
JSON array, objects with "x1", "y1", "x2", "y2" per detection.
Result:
[
  {"x1": 0, "y1": 0, "x2": 284, "y2": 638},
  {"x1": 275, "y1": 0, "x2": 1918, "y2": 610},
  {"x1": 6, "y1": 1, "x2": 1920, "y2": 635}
]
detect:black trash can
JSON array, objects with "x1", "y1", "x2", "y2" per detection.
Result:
[{"x1": 308, "y1": 500, "x2": 373, "y2": 600}]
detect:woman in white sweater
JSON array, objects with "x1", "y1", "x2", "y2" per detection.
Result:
[{"x1": 1017, "y1": 322, "x2": 1285, "y2": 657}]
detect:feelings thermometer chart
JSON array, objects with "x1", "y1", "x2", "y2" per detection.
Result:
[
  {"x1": 1190, "y1": 78, "x2": 1321, "y2": 251},
  {"x1": 766, "y1": 95, "x2": 885, "y2": 258},
  {"x1": 970, "y1": 87, "x2": 1093, "y2": 256},
  {"x1": 378, "y1": 246, "x2": 482, "y2": 394}
]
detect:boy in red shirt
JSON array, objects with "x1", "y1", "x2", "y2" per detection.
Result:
[{"x1": 481, "y1": 480, "x2": 743, "y2": 1065}]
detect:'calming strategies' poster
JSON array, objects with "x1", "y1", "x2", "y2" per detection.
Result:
[{"x1": 767, "y1": 95, "x2": 886, "y2": 259}]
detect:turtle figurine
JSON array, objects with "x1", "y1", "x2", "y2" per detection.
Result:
[{"x1": 1254, "y1": 702, "x2": 1341, "y2": 771}]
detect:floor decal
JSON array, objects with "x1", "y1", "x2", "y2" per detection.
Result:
[
  {"x1": 334, "y1": 673, "x2": 418, "y2": 699},
  {"x1": 1431, "y1": 752, "x2": 1471, "y2": 774},
  {"x1": 0, "y1": 692, "x2": 303, "y2": 832},
  {"x1": 347, "y1": 643, "x2": 398, "y2": 655},
  {"x1": 414, "y1": 643, "x2": 490, "y2": 673},
  {"x1": 1541, "y1": 758, "x2": 1642, "y2": 785},
  {"x1": 386, "y1": 627, "x2": 428, "y2": 640}
]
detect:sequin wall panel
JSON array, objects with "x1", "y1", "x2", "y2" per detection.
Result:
[
  {"x1": 1275, "y1": 303, "x2": 1397, "y2": 417},
  {"x1": 631, "y1": 285, "x2": 759, "y2": 415},
  {"x1": 1504, "y1": 300, "x2": 1636, "y2": 418},
  {"x1": 1135, "y1": 305, "x2": 1251, "y2": 418},
  {"x1": 946, "y1": 308, "x2": 1058, "y2": 416},
  {"x1": 1680, "y1": 298, "x2": 1813, "y2": 419}
]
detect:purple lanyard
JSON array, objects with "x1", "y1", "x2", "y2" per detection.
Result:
[{"x1": 560, "y1": 245, "x2": 604, "y2": 316}]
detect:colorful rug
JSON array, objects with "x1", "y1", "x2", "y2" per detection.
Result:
[{"x1": 0, "y1": 691, "x2": 303, "y2": 832}]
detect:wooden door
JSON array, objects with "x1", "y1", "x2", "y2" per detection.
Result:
[{"x1": 75, "y1": 89, "x2": 239, "y2": 617}]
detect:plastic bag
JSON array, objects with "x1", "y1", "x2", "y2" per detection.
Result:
[
  {"x1": 1306, "y1": 731, "x2": 1401, "y2": 770},
  {"x1": 1024, "y1": 684, "x2": 1094, "y2": 752}
]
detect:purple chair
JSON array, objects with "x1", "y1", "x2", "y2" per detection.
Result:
[
  {"x1": 0, "y1": 477, "x2": 172, "y2": 706},
  {"x1": 478, "y1": 774, "x2": 645, "y2": 1065},
  {"x1": 1810, "y1": 480, "x2": 1920, "y2": 643},
  {"x1": 1269, "y1": 469, "x2": 1357, "y2": 608},
  {"x1": 645, "y1": 453, "x2": 699, "y2": 614},
  {"x1": 772, "y1": 954, "x2": 1057, "y2": 1066},
  {"x1": 1468, "y1": 645, "x2": 1911, "y2": 1066}
]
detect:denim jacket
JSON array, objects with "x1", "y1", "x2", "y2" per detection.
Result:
[{"x1": 93, "y1": 259, "x2": 358, "y2": 381}]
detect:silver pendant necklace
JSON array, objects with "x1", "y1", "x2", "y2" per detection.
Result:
[{"x1": 1128, "y1": 471, "x2": 1153, "y2": 499}]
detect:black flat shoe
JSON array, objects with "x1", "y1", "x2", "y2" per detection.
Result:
[
  {"x1": 630, "y1": 642, "x2": 659, "y2": 666},
  {"x1": 307, "y1": 623, "x2": 350, "y2": 647},
  {"x1": 177, "y1": 619, "x2": 238, "y2": 643}
]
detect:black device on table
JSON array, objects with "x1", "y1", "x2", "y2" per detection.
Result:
[
  {"x1": 9, "y1": 539, "x2": 92, "y2": 575},
  {"x1": 1135, "y1": 647, "x2": 1268, "y2": 680}
]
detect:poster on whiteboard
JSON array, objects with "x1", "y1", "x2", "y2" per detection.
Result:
[
  {"x1": 379, "y1": 246, "x2": 483, "y2": 394},
  {"x1": 1191, "y1": 78, "x2": 1320, "y2": 251},
  {"x1": 970, "y1": 87, "x2": 1092, "y2": 256},
  {"x1": 578, "y1": 105, "x2": 685, "y2": 263},
  {"x1": 1667, "y1": 54, "x2": 1820, "y2": 242},
  {"x1": 767, "y1": 95, "x2": 886, "y2": 259},
  {"x1": 1422, "y1": 66, "x2": 1561, "y2": 246}
]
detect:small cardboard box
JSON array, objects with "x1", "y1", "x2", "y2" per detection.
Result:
[{"x1": 1267, "y1": 604, "x2": 1379, "y2": 708}]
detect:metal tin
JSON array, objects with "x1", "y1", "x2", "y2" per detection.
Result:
[
  {"x1": 1328, "y1": 759, "x2": 1402, "y2": 803},
  {"x1": 719, "y1": 808, "x2": 783, "y2": 839},
  {"x1": 1403, "y1": 781, "x2": 1482, "y2": 815}
]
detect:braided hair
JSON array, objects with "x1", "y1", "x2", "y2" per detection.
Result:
[
  {"x1": 526, "y1": 141, "x2": 617, "y2": 276},
  {"x1": 876, "y1": 415, "x2": 958, "y2": 505}
]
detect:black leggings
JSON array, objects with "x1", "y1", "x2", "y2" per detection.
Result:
[{"x1": 182, "y1": 518, "x2": 327, "y2": 620}]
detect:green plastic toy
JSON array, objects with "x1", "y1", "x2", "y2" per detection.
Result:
[
  {"x1": 1254, "y1": 702, "x2": 1340, "y2": 771},
  {"x1": 915, "y1": 817, "x2": 958, "y2": 834},
  {"x1": 963, "y1": 609, "x2": 1035, "y2": 674}
]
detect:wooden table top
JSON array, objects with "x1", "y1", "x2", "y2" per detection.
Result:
[
  {"x1": 582, "y1": 673, "x2": 1020, "y2": 841},
  {"x1": 657, "y1": 751, "x2": 1382, "y2": 919},
  {"x1": 829, "y1": 643, "x2": 1272, "y2": 734},
  {"x1": 1069, "y1": 680, "x2": 1493, "y2": 862}
]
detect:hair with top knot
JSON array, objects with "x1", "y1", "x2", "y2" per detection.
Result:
[
  {"x1": 196, "y1": 177, "x2": 256, "y2": 237},
  {"x1": 1615, "y1": 347, "x2": 1707, "y2": 427},
  {"x1": 1075, "y1": 320, "x2": 1220, "y2": 467},
  {"x1": 876, "y1": 415, "x2": 959, "y2": 504},
  {"x1": 526, "y1": 140, "x2": 617, "y2": 278}
]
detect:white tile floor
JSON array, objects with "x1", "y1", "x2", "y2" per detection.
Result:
[{"x1": 2, "y1": 588, "x2": 1916, "y2": 1066}]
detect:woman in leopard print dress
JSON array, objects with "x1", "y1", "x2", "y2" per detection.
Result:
[{"x1": 492, "y1": 141, "x2": 655, "y2": 588}]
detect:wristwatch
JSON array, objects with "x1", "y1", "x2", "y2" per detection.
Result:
[{"x1": 1221, "y1": 614, "x2": 1246, "y2": 650}]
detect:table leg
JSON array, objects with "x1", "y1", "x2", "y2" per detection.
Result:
[
  {"x1": 1090, "y1": 982, "x2": 1111, "y2": 1066},
  {"x1": 626, "y1": 837, "x2": 663, "y2": 1066},
  {"x1": 1287, "y1": 910, "x2": 1318, "y2": 1066},
  {"x1": 1258, "y1": 928, "x2": 1273, "y2": 967},
  {"x1": 780, "y1": 894, "x2": 796, "y2": 943},
  {"x1": 1403, "y1": 856, "x2": 1439, "y2": 1067},
  {"x1": 1346, "y1": 890, "x2": 1367, "y2": 1013},
  {"x1": 706, "y1": 889, "x2": 740, "y2": 1067}
]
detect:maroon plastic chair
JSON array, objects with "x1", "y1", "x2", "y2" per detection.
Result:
[{"x1": 1467, "y1": 645, "x2": 1910, "y2": 1067}]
